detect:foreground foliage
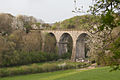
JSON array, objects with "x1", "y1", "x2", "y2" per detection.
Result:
[{"x1": 89, "y1": 0, "x2": 120, "y2": 68}]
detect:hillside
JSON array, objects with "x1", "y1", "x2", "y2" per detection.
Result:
[{"x1": 52, "y1": 15, "x2": 100, "y2": 30}]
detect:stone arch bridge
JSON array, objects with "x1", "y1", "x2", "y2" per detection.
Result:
[{"x1": 31, "y1": 29, "x2": 90, "y2": 61}]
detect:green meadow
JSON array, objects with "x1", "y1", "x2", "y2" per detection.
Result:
[{"x1": 1, "y1": 67, "x2": 120, "y2": 80}]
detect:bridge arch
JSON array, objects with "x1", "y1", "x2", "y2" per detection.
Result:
[
  {"x1": 76, "y1": 33, "x2": 90, "y2": 59},
  {"x1": 47, "y1": 32, "x2": 57, "y2": 41},
  {"x1": 39, "y1": 30, "x2": 91, "y2": 61},
  {"x1": 58, "y1": 33, "x2": 73, "y2": 57},
  {"x1": 44, "y1": 32, "x2": 57, "y2": 53}
]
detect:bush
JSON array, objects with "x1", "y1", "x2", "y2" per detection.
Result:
[
  {"x1": 62, "y1": 64, "x2": 76, "y2": 70},
  {"x1": 61, "y1": 52, "x2": 72, "y2": 59},
  {"x1": 41, "y1": 63, "x2": 58, "y2": 72},
  {"x1": 0, "y1": 62, "x2": 89, "y2": 77},
  {"x1": 0, "y1": 51, "x2": 60, "y2": 67}
]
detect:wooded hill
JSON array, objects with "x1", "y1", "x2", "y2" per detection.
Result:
[{"x1": 51, "y1": 15, "x2": 100, "y2": 30}]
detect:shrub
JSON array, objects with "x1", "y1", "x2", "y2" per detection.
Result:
[
  {"x1": 62, "y1": 64, "x2": 76, "y2": 70},
  {"x1": 0, "y1": 62, "x2": 89, "y2": 77},
  {"x1": 0, "y1": 51, "x2": 60, "y2": 67},
  {"x1": 61, "y1": 52, "x2": 72, "y2": 59},
  {"x1": 0, "y1": 69, "x2": 9, "y2": 77},
  {"x1": 41, "y1": 63, "x2": 58, "y2": 72}
]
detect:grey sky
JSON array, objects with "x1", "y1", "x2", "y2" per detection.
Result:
[{"x1": 0, "y1": 0, "x2": 93, "y2": 23}]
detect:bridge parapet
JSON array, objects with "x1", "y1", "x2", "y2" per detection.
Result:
[{"x1": 31, "y1": 28, "x2": 87, "y2": 31}]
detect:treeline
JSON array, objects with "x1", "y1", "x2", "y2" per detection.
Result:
[
  {"x1": 0, "y1": 13, "x2": 69, "y2": 67},
  {"x1": 0, "y1": 13, "x2": 51, "y2": 35}
]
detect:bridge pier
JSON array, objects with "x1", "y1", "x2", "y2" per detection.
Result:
[
  {"x1": 71, "y1": 41, "x2": 76, "y2": 62},
  {"x1": 76, "y1": 40, "x2": 86, "y2": 59},
  {"x1": 41, "y1": 42, "x2": 45, "y2": 52},
  {"x1": 56, "y1": 42, "x2": 60, "y2": 55}
]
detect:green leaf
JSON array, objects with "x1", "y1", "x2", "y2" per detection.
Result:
[
  {"x1": 118, "y1": 22, "x2": 120, "y2": 26},
  {"x1": 99, "y1": 25, "x2": 104, "y2": 31}
]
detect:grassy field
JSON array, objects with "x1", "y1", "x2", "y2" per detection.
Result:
[{"x1": 0, "y1": 67, "x2": 120, "y2": 80}]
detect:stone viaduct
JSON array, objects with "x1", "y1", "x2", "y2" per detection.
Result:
[{"x1": 31, "y1": 29, "x2": 90, "y2": 61}]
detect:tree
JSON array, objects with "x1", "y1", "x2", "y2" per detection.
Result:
[
  {"x1": 8, "y1": 30, "x2": 25, "y2": 51},
  {"x1": 89, "y1": 0, "x2": 120, "y2": 67},
  {"x1": 16, "y1": 15, "x2": 37, "y2": 33},
  {"x1": 22, "y1": 31, "x2": 42, "y2": 52},
  {"x1": 0, "y1": 13, "x2": 14, "y2": 35},
  {"x1": 74, "y1": 0, "x2": 120, "y2": 30},
  {"x1": 74, "y1": 0, "x2": 120, "y2": 66},
  {"x1": 89, "y1": 0, "x2": 120, "y2": 30}
]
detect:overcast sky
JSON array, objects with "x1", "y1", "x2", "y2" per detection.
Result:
[{"x1": 0, "y1": 0, "x2": 93, "y2": 23}]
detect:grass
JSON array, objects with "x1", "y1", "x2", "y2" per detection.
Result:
[
  {"x1": 0, "y1": 67, "x2": 120, "y2": 80},
  {"x1": 0, "y1": 60, "x2": 88, "y2": 77}
]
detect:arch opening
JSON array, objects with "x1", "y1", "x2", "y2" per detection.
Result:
[
  {"x1": 76, "y1": 33, "x2": 90, "y2": 60},
  {"x1": 59, "y1": 33, "x2": 73, "y2": 58},
  {"x1": 44, "y1": 33, "x2": 57, "y2": 53}
]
